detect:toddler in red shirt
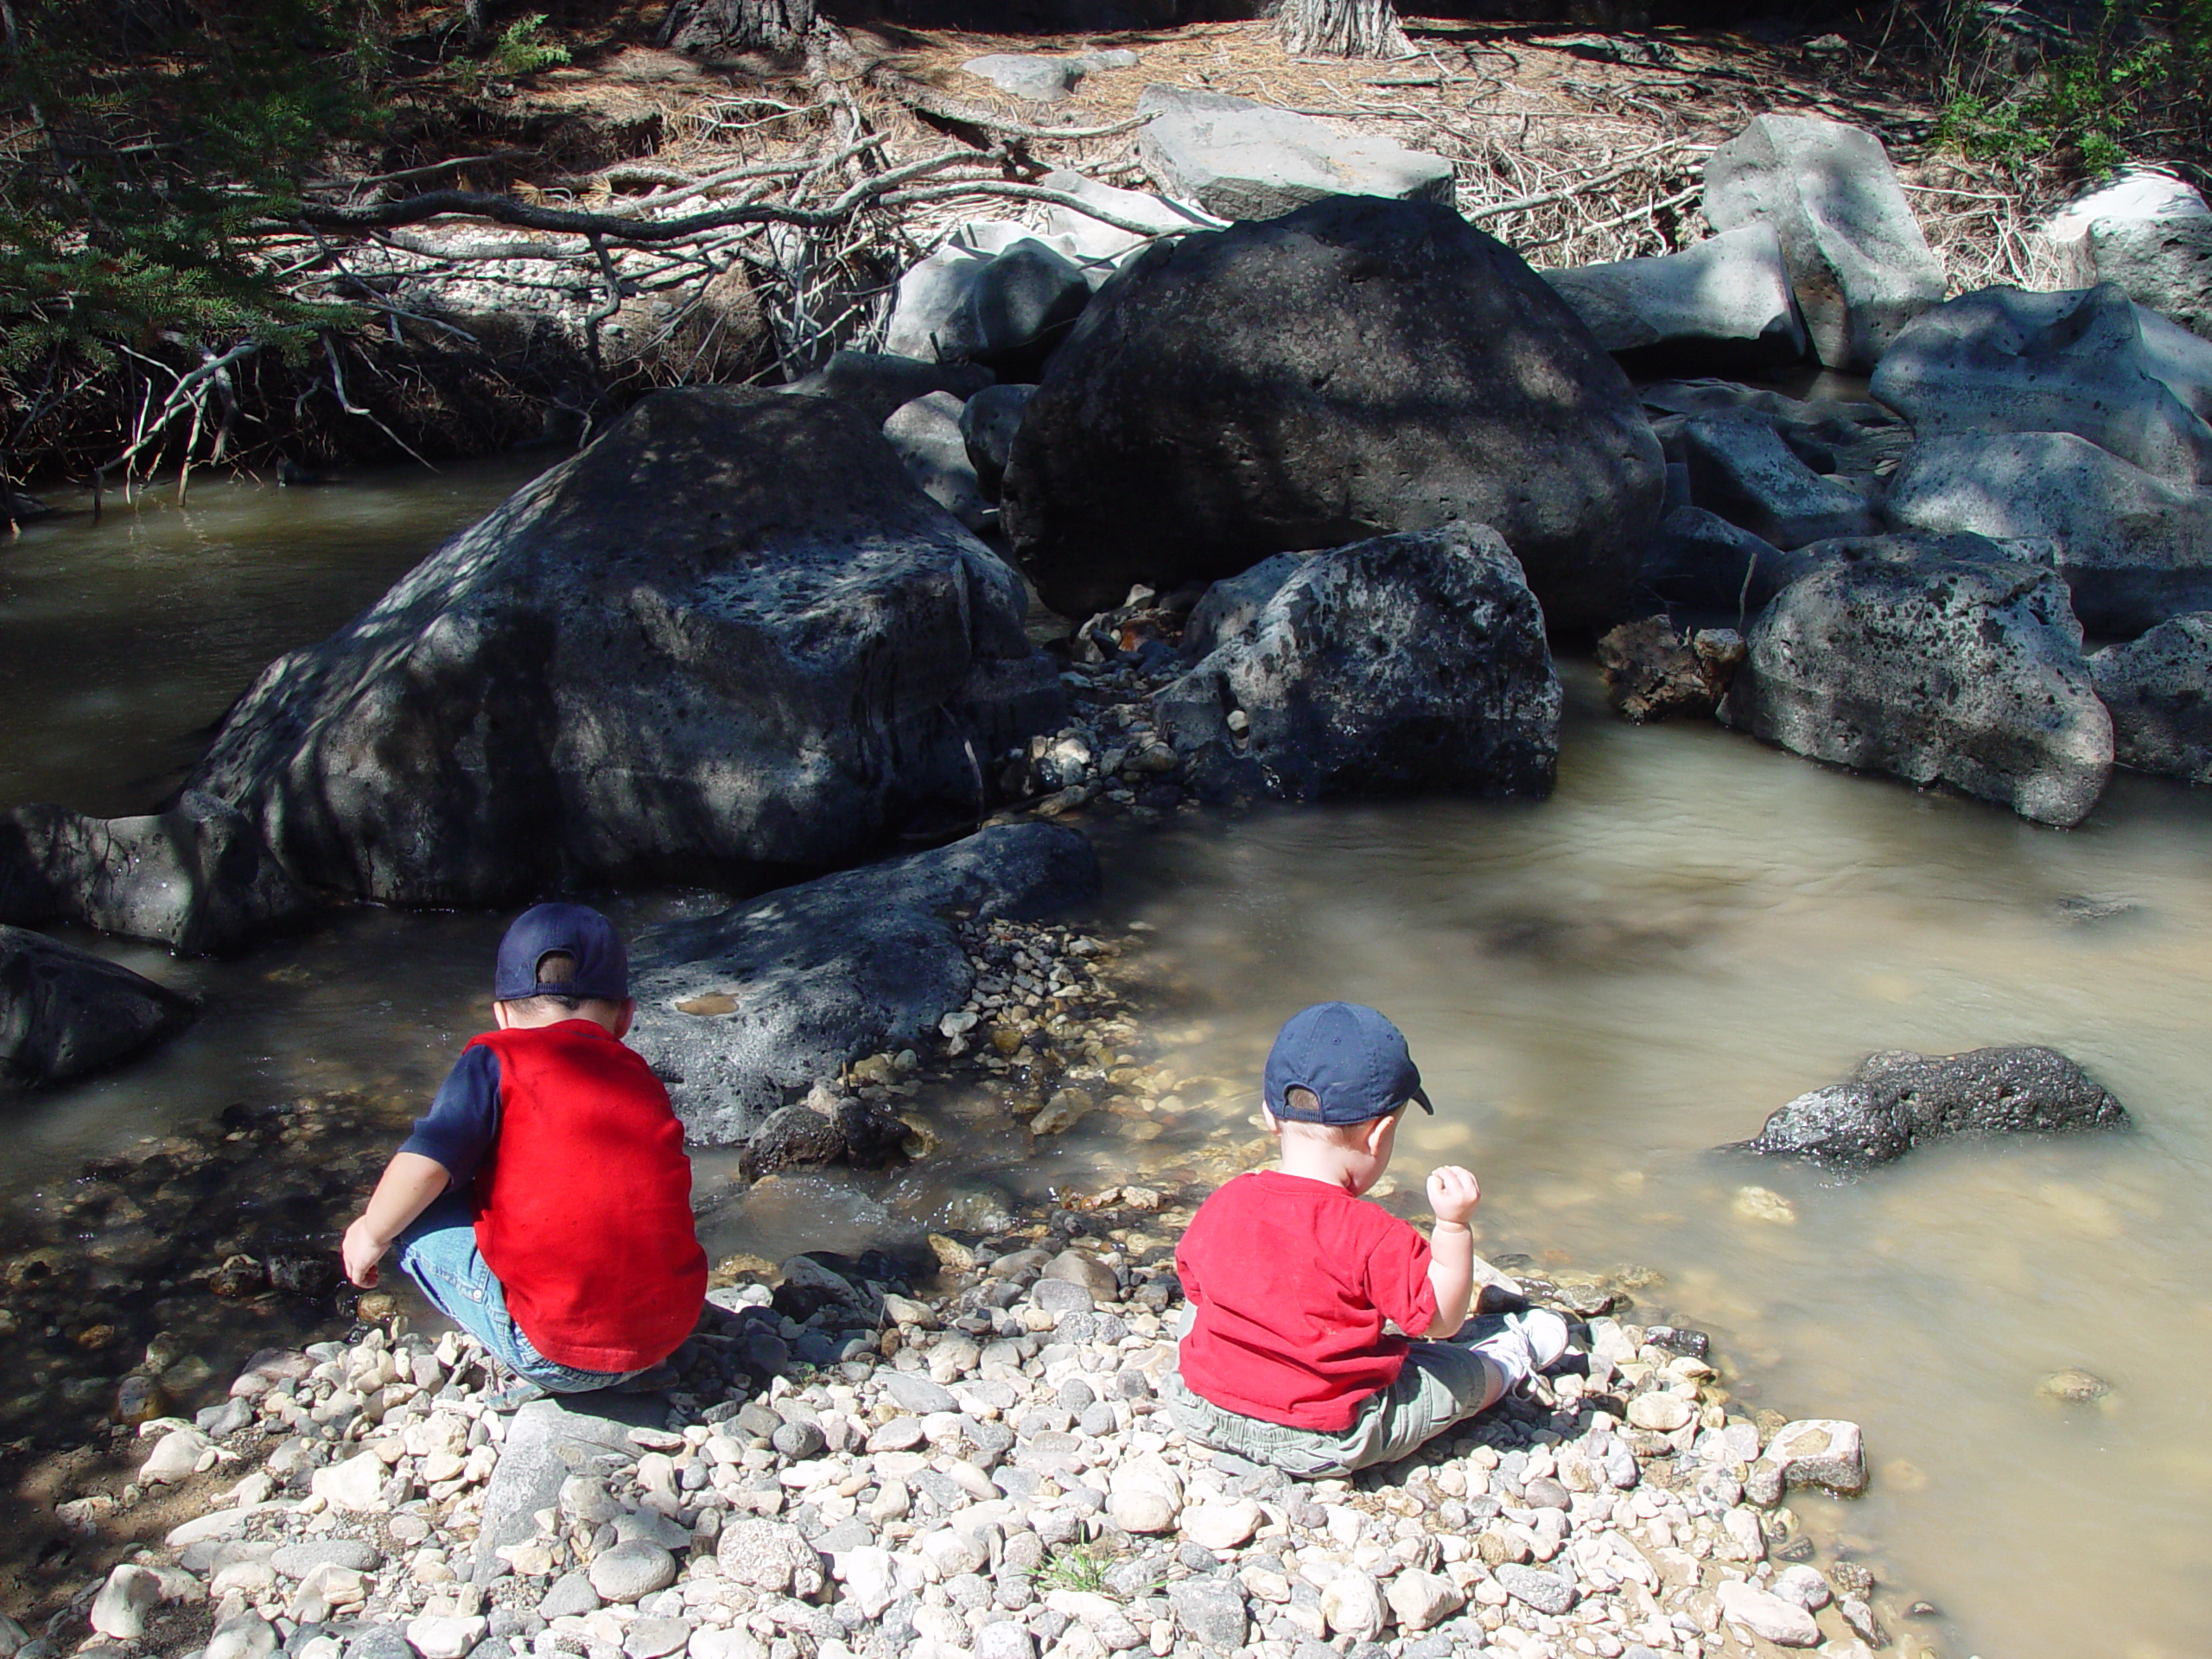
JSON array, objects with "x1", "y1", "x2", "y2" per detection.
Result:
[
  {"x1": 1165, "y1": 1002, "x2": 1567, "y2": 1477},
  {"x1": 340, "y1": 904, "x2": 706, "y2": 1395}
]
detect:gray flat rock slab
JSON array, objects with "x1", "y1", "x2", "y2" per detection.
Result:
[
  {"x1": 472, "y1": 1394, "x2": 668, "y2": 1585},
  {"x1": 1134, "y1": 85, "x2": 1453, "y2": 223}
]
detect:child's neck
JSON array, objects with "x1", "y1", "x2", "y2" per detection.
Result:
[{"x1": 1274, "y1": 1147, "x2": 1371, "y2": 1196}]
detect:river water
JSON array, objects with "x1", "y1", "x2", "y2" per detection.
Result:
[{"x1": 4, "y1": 462, "x2": 2209, "y2": 1659}]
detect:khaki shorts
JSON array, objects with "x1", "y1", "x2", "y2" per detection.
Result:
[{"x1": 1162, "y1": 1341, "x2": 1495, "y2": 1478}]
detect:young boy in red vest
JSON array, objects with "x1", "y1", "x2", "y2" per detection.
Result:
[
  {"x1": 340, "y1": 904, "x2": 706, "y2": 1392},
  {"x1": 1164, "y1": 1002, "x2": 1568, "y2": 1477}
]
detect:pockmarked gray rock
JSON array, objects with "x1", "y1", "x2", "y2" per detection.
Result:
[
  {"x1": 883, "y1": 392, "x2": 992, "y2": 532},
  {"x1": 188, "y1": 389, "x2": 1053, "y2": 909},
  {"x1": 1703, "y1": 113, "x2": 1945, "y2": 371},
  {"x1": 1885, "y1": 429, "x2": 2212, "y2": 634},
  {"x1": 1636, "y1": 507, "x2": 1800, "y2": 618},
  {"x1": 1543, "y1": 223, "x2": 1808, "y2": 373},
  {"x1": 1872, "y1": 284, "x2": 2212, "y2": 483},
  {"x1": 1179, "y1": 552, "x2": 1314, "y2": 660},
  {"x1": 1038, "y1": 169, "x2": 1222, "y2": 269},
  {"x1": 1002, "y1": 194, "x2": 1666, "y2": 628},
  {"x1": 1493, "y1": 1564, "x2": 1578, "y2": 1617},
  {"x1": 2090, "y1": 613, "x2": 2212, "y2": 782},
  {"x1": 470, "y1": 1394, "x2": 670, "y2": 1585},
  {"x1": 715, "y1": 1519, "x2": 823, "y2": 1596},
  {"x1": 0, "y1": 791, "x2": 311, "y2": 956},
  {"x1": 2078, "y1": 213, "x2": 2212, "y2": 340},
  {"x1": 1720, "y1": 548, "x2": 2113, "y2": 826},
  {"x1": 961, "y1": 53, "x2": 1083, "y2": 103},
  {"x1": 627, "y1": 823, "x2": 1099, "y2": 1144},
  {"x1": 782, "y1": 350, "x2": 995, "y2": 428},
  {"x1": 1729, "y1": 1046, "x2": 2129, "y2": 1168},
  {"x1": 884, "y1": 239, "x2": 1091, "y2": 376},
  {"x1": 0, "y1": 925, "x2": 194, "y2": 1086},
  {"x1": 959, "y1": 383, "x2": 1035, "y2": 498},
  {"x1": 1153, "y1": 524, "x2": 1562, "y2": 804},
  {"x1": 1134, "y1": 85, "x2": 1452, "y2": 223},
  {"x1": 1678, "y1": 414, "x2": 1874, "y2": 549}
]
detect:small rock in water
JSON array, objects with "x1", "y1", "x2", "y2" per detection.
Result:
[
  {"x1": 1732, "y1": 1185, "x2": 1797, "y2": 1224},
  {"x1": 1765, "y1": 1418, "x2": 1868, "y2": 1495},
  {"x1": 2038, "y1": 1366, "x2": 2114, "y2": 1402}
]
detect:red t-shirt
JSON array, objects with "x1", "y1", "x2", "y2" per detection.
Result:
[{"x1": 1174, "y1": 1170, "x2": 1438, "y2": 1431}]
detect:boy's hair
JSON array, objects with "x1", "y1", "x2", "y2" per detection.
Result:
[
  {"x1": 499, "y1": 951, "x2": 606, "y2": 1019},
  {"x1": 1275, "y1": 1084, "x2": 1402, "y2": 1145}
]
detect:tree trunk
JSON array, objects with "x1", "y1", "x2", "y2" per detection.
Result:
[
  {"x1": 1277, "y1": 0, "x2": 1411, "y2": 58},
  {"x1": 659, "y1": 0, "x2": 816, "y2": 54}
]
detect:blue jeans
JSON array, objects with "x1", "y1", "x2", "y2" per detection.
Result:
[{"x1": 395, "y1": 1192, "x2": 640, "y2": 1393}]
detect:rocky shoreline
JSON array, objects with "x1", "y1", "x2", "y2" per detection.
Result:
[{"x1": 10, "y1": 1189, "x2": 1912, "y2": 1659}]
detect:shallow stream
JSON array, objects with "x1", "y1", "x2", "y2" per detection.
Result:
[{"x1": 3, "y1": 463, "x2": 2209, "y2": 1658}]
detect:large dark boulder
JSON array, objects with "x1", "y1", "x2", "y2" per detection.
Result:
[
  {"x1": 1154, "y1": 524, "x2": 1561, "y2": 803},
  {"x1": 1000, "y1": 195, "x2": 1666, "y2": 630},
  {"x1": 0, "y1": 926, "x2": 194, "y2": 1086},
  {"x1": 0, "y1": 791, "x2": 311, "y2": 957},
  {"x1": 1726, "y1": 1046, "x2": 2129, "y2": 1168},
  {"x1": 1719, "y1": 545, "x2": 2112, "y2": 827},
  {"x1": 188, "y1": 389, "x2": 1063, "y2": 909},
  {"x1": 627, "y1": 823, "x2": 1099, "y2": 1145}
]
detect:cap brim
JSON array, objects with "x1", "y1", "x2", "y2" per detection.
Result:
[{"x1": 1410, "y1": 1085, "x2": 1433, "y2": 1115}]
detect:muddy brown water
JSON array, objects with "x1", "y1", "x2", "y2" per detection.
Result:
[{"x1": 3, "y1": 461, "x2": 2209, "y2": 1658}]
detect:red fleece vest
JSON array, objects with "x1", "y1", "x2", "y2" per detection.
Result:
[{"x1": 468, "y1": 1022, "x2": 706, "y2": 1372}]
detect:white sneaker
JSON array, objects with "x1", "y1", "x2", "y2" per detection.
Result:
[{"x1": 1471, "y1": 1306, "x2": 1572, "y2": 1389}]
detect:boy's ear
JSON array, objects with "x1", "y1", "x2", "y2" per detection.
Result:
[
  {"x1": 1260, "y1": 1104, "x2": 1285, "y2": 1136},
  {"x1": 614, "y1": 997, "x2": 636, "y2": 1039},
  {"x1": 1363, "y1": 1113, "x2": 1395, "y2": 1154},
  {"x1": 493, "y1": 1001, "x2": 512, "y2": 1031}
]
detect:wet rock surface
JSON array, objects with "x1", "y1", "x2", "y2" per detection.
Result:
[
  {"x1": 1595, "y1": 619, "x2": 1745, "y2": 724},
  {"x1": 1719, "y1": 547, "x2": 2113, "y2": 827},
  {"x1": 0, "y1": 925, "x2": 196, "y2": 1086},
  {"x1": 188, "y1": 388, "x2": 1053, "y2": 912},
  {"x1": 1728, "y1": 1045, "x2": 2130, "y2": 1168},
  {"x1": 1001, "y1": 194, "x2": 1665, "y2": 630},
  {"x1": 627, "y1": 824, "x2": 1103, "y2": 1147},
  {"x1": 0, "y1": 792, "x2": 312, "y2": 957}
]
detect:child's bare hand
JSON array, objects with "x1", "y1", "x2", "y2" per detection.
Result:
[
  {"x1": 1426, "y1": 1166, "x2": 1480, "y2": 1227},
  {"x1": 340, "y1": 1218, "x2": 388, "y2": 1289}
]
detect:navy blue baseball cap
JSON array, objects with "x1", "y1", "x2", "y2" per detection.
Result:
[
  {"x1": 493, "y1": 903, "x2": 629, "y2": 1002},
  {"x1": 1264, "y1": 1002, "x2": 1433, "y2": 1124}
]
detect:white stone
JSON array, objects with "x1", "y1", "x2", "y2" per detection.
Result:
[
  {"x1": 1626, "y1": 1393, "x2": 1695, "y2": 1433},
  {"x1": 1318, "y1": 1572, "x2": 1387, "y2": 1641},
  {"x1": 1772, "y1": 1563, "x2": 1833, "y2": 1611},
  {"x1": 1107, "y1": 1455, "x2": 1183, "y2": 1534},
  {"x1": 405, "y1": 1616, "x2": 488, "y2": 1659},
  {"x1": 311, "y1": 1450, "x2": 389, "y2": 1513},
  {"x1": 91, "y1": 1564, "x2": 163, "y2": 1639},
  {"x1": 1383, "y1": 1568, "x2": 1463, "y2": 1633},
  {"x1": 1764, "y1": 1418, "x2": 1868, "y2": 1496},
  {"x1": 830, "y1": 1547, "x2": 900, "y2": 1618},
  {"x1": 962, "y1": 54, "x2": 1084, "y2": 104},
  {"x1": 1179, "y1": 1498, "x2": 1260, "y2": 1551},
  {"x1": 139, "y1": 1426, "x2": 213, "y2": 1486},
  {"x1": 1716, "y1": 1580, "x2": 1821, "y2": 1647},
  {"x1": 1038, "y1": 170, "x2": 1221, "y2": 270},
  {"x1": 206, "y1": 1613, "x2": 279, "y2": 1659}
]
